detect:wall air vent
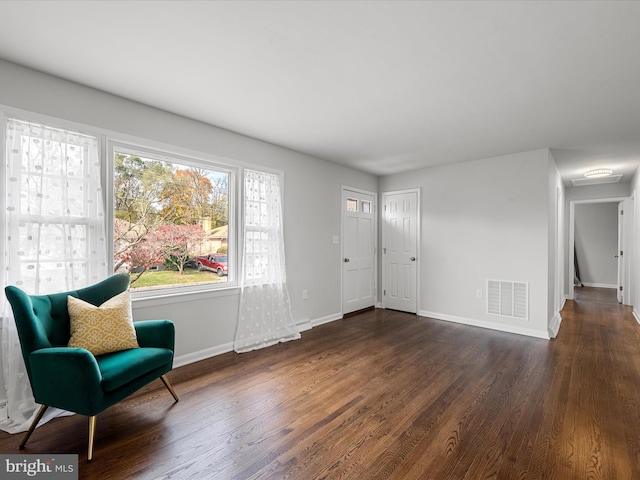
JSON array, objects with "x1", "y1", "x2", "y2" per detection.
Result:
[
  {"x1": 571, "y1": 174, "x2": 623, "y2": 187},
  {"x1": 487, "y1": 280, "x2": 528, "y2": 320}
]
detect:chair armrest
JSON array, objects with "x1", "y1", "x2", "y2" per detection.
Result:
[
  {"x1": 134, "y1": 320, "x2": 175, "y2": 351},
  {"x1": 28, "y1": 348, "x2": 104, "y2": 415}
]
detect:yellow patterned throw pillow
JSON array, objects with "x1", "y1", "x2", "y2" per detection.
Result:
[{"x1": 67, "y1": 290, "x2": 139, "y2": 356}]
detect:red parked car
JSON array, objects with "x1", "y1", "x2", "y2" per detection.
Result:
[{"x1": 195, "y1": 254, "x2": 228, "y2": 277}]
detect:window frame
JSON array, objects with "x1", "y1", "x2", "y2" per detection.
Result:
[
  {"x1": 0, "y1": 108, "x2": 108, "y2": 290},
  {"x1": 106, "y1": 140, "x2": 238, "y2": 298},
  {"x1": 7, "y1": 119, "x2": 105, "y2": 286},
  {"x1": 240, "y1": 168, "x2": 289, "y2": 285}
]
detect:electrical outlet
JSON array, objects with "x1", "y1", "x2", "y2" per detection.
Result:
[
  {"x1": 302, "y1": 290, "x2": 308, "y2": 300},
  {"x1": 476, "y1": 289, "x2": 483, "y2": 299}
]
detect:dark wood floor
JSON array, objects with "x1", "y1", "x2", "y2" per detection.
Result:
[{"x1": 1, "y1": 287, "x2": 640, "y2": 479}]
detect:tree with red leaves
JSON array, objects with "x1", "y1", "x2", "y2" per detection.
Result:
[{"x1": 154, "y1": 223, "x2": 206, "y2": 275}]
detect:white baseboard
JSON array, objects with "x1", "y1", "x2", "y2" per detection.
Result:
[
  {"x1": 173, "y1": 312, "x2": 344, "y2": 368},
  {"x1": 548, "y1": 312, "x2": 562, "y2": 338},
  {"x1": 173, "y1": 342, "x2": 234, "y2": 368},
  {"x1": 418, "y1": 310, "x2": 550, "y2": 339},
  {"x1": 581, "y1": 283, "x2": 617, "y2": 289},
  {"x1": 312, "y1": 312, "x2": 343, "y2": 327},
  {"x1": 296, "y1": 318, "x2": 313, "y2": 332}
]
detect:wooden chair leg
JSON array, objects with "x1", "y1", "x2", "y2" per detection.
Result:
[
  {"x1": 87, "y1": 416, "x2": 97, "y2": 461},
  {"x1": 19, "y1": 404, "x2": 48, "y2": 450},
  {"x1": 160, "y1": 375, "x2": 179, "y2": 402}
]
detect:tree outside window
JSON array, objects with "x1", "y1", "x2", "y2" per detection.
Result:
[{"x1": 113, "y1": 151, "x2": 230, "y2": 290}]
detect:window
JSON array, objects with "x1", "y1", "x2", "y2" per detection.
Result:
[
  {"x1": 346, "y1": 196, "x2": 371, "y2": 213},
  {"x1": 242, "y1": 169, "x2": 286, "y2": 284},
  {"x1": 4, "y1": 118, "x2": 107, "y2": 293},
  {"x1": 346, "y1": 197, "x2": 358, "y2": 212},
  {"x1": 112, "y1": 146, "x2": 231, "y2": 292}
]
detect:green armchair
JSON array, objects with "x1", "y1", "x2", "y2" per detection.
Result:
[{"x1": 4, "y1": 273, "x2": 178, "y2": 460}]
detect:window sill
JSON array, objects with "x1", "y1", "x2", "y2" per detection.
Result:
[{"x1": 131, "y1": 284, "x2": 240, "y2": 308}]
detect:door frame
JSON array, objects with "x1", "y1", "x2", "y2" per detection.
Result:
[
  {"x1": 619, "y1": 196, "x2": 634, "y2": 305},
  {"x1": 568, "y1": 196, "x2": 633, "y2": 303},
  {"x1": 341, "y1": 185, "x2": 378, "y2": 314},
  {"x1": 382, "y1": 188, "x2": 420, "y2": 313}
]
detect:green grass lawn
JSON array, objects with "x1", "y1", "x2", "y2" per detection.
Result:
[{"x1": 129, "y1": 268, "x2": 226, "y2": 289}]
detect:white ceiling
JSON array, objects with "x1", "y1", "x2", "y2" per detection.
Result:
[{"x1": 0, "y1": 1, "x2": 639, "y2": 184}]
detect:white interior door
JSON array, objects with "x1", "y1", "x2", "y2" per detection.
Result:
[
  {"x1": 342, "y1": 188, "x2": 376, "y2": 314},
  {"x1": 383, "y1": 189, "x2": 419, "y2": 313},
  {"x1": 623, "y1": 197, "x2": 634, "y2": 306},
  {"x1": 618, "y1": 201, "x2": 624, "y2": 303},
  {"x1": 618, "y1": 198, "x2": 634, "y2": 305}
]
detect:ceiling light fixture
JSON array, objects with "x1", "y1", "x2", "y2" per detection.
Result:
[{"x1": 584, "y1": 168, "x2": 613, "y2": 178}]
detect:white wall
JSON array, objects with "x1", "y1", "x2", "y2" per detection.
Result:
[
  {"x1": 0, "y1": 59, "x2": 378, "y2": 365},
  {"x1": 548, "y1": 151, "x2": 564, "y2": 337},
  {"x1": 574, "y1": 203, "x2": 618, "y2": 287},
  {"x1": 565, "y1": 182, "x2": 632, "y2": 202},
  {"x1": 379, "y1": 149, "x2": 554, "y2": 338}
]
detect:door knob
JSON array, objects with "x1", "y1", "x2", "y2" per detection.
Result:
[
  {"x1": 344, "y1": 258, "x2": 350, "y2": 262},
  {"x1": 410, "y1": 257, "x2": 416, "y2": 261}
]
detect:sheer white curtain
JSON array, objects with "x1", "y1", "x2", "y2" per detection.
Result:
[
  {"x1": 1, "y1": 118, "x2": 108, "y2": 433},
  {"x1": 234, "y1": 169, "x2": 300, "y2": 353}
]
